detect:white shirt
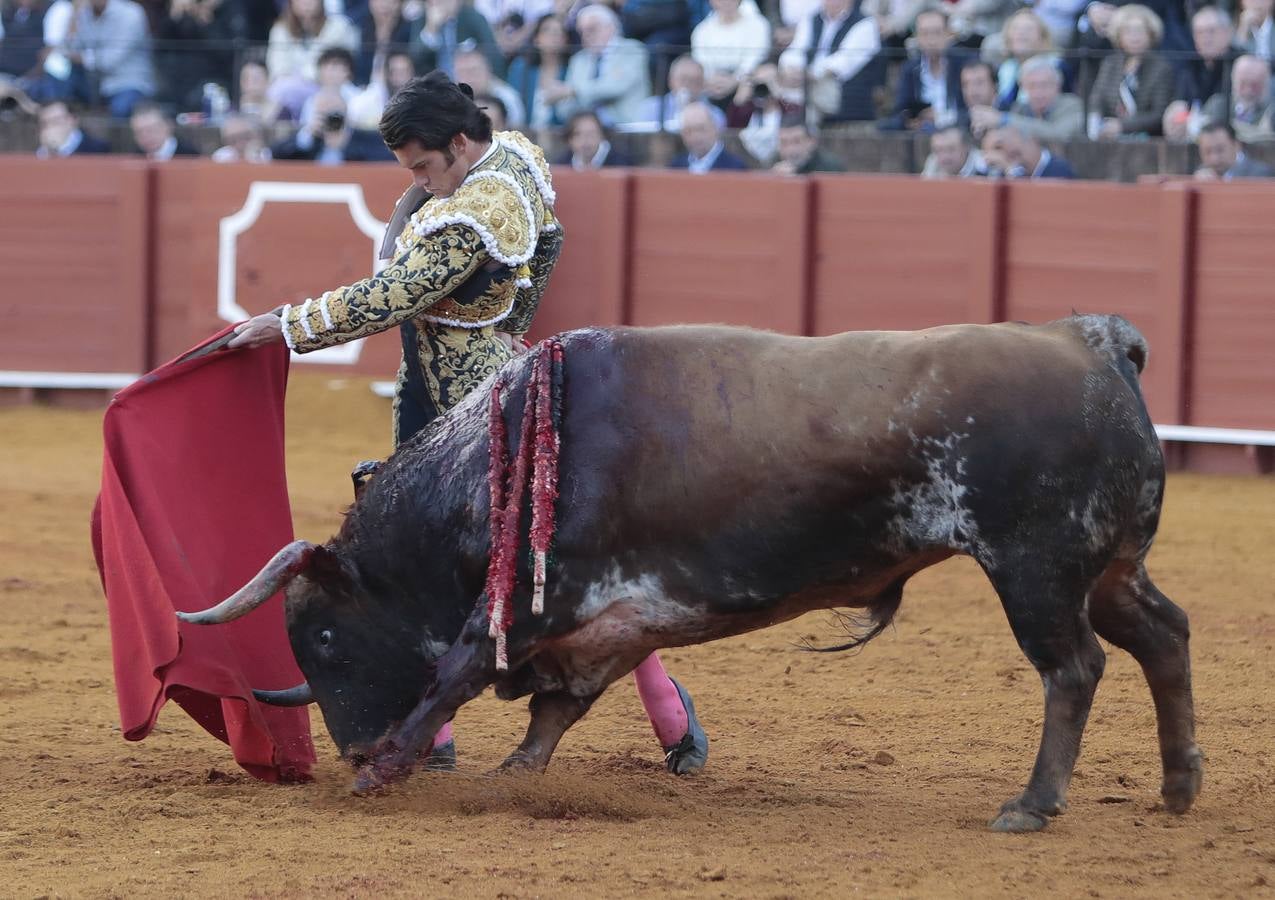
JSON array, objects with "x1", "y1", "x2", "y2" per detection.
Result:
[
  {"x1": 571, "y1": 140, "x2": 612, "y2": 170},
  {"x1": 43, "y1": 0, "x2": 73, "y2": 46},
  {"x1": 347, "y1": 81, "x2": 390, "y2": 130},
  {"x1": 1257, "y1": 17, "x2": 1273, "y2": 60},
  {"x1": 473, "y1": 0, "x2": 554, "y2": 25},
  {"x1": 780, "y1": 0, "x2": 821, "y2": 27},
  {"x1": 470, "y1": 140, "x2": 499, "y2": 172},
  {"x1": 149, "y1": 135, "x2": 178, "y2": 162},
  {"x1": 35, "y1": 127, "x2": 84, "y2": 158},
  {"x1": 919, "y1": 57, "x2": 954, "y2": 125},
  {"x1": 779, "y1": 11, "x2": 880, "y2": 82},
  {"x1": 691, "y1": 11, "x2": 771, "y2": 77},
  {"x1": 1030, "y1": 149, "x2": 1054, "y2": 178},
  {"x1": 686, "y1": 141, "x2": 725, "y2": 174}
]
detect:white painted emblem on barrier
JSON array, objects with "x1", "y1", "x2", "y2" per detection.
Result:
[{"x1": 218, "y1": 181, "x2": 387, "y2": 365}]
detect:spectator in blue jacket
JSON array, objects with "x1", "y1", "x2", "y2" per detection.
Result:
[
  {"x1": 880, "y1": 7, "x2": 967, "y2": 131},
  {"x1": 669, "y1": 99, "x2": 749, "y2": 171}
]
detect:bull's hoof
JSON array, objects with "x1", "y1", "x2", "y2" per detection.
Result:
[
  {"x1": 423, "y1": 740, "x2": 457, "y2": 772},
  {"x1": 495, "y1": 752, "x2": 545, "y2": 774},
  {"x1": 989, "y1": 800, "x2": 1050, "y2": 833},
  {"x1": 1162, "y1": 751, "x2": 1204, "y2": 814},
  {"x1": 663, "y1": 678, "x2": 709, "y2": 775},
  {"x1": 989, "y1": 809, "x2": 1050, "y2": 833}
]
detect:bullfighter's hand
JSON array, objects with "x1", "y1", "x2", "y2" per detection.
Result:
[{"x1": 229, "y1": 313, "x2": 285, "y2": 349}]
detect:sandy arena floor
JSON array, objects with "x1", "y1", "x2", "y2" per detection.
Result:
[{"x1": 2, "y1": 373, "x2": 1274, "y2": 898}]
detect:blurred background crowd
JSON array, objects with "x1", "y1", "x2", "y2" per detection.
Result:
[{"x1": 2, "y1": 0, "x2": 1273, "y2": 179}]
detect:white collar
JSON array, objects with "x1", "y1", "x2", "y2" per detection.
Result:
[
  {"x1": 468, "y1": 139, "x2": 498, "y2": 172},
  {"x1": 574, "y1": 139, "x2": 610, "y2": 169},
  {"x1": 150, "y1": 135, "x2": 177, "y2": 161},
  {"x1": 689, "y1": 141, "x2": 724, "y2": 171},
  {"x1": 1031, "y1": 149, "x2": 1052, "y2": 178},
  {"x1": 58, "y1": 128, "x2": 84, "y2": 157}
]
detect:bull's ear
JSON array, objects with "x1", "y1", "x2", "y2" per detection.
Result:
[{"x1": 308, "y1": 545, "x2": 353, "y2": 589}]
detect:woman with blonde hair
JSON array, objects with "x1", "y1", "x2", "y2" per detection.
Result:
[
  {"x1": 1088, "y1": 4, "x2": 1174, "y2": 137},
  {"x1": 990, "y1": 9, "x2": 1055, "y2": 109},
  {"x1": 267, "y1": 0, "x2": 360, "y2": 118}
]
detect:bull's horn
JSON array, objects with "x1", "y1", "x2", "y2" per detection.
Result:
[
  {"x1": 177, "y1": 540, "x2": 317, "y2": 625},
  {"x1": 253, "y1": 683, "x2": 315, "y2": 707}
]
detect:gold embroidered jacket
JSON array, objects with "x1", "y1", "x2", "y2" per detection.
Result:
[{"x1": 281, "y1": 130, "x2": 561, "y2": 352}]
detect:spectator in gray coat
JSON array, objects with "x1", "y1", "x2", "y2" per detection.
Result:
[
  {"x1": 1004, "y1": 55, "x2": 1083, "y2": 141},
  {"x1": 1202, "y1": 54, "x2": 1275, "y2": 142},
  {"x1": 66, "y1": 0, "x2": 154, "y2": 117},
  {"x1": 553, "y1": 4, "x2": 650, "y2": 125},
  {"x1": 1088, "y1": 4, "x2": 1174, "y2": 138}
]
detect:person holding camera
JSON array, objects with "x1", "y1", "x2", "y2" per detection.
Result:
[
  {"x1": 270, "y1": 87, "x2": 395, "y2": 162},
  {"x1": 731, "y1": 61, "x2": 804, "y2": 164}
]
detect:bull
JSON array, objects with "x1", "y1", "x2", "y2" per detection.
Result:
[{"x1": 180, "y1": 315, "x2": 1202, "y2": 832}]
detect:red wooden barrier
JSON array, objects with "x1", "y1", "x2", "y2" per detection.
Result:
[
  {"x1": 1190, "y1": 183, "x2": 1275, "y2": 430},
  {"x1": 626, "y1": 171, "x2": 809, "y2": 332},
  {"x1": 0, "y1": 158, "x2": 150, "y2": 380},
  {"x1": 811, "y1": 176, "x2": 1000, "y2": 335},
  {"x1": 1001, "y1": 181, "x2": 1190, "y2": 425},
  {"x1": 530, "y1": 168, "x2": 629, "y2": 339}
]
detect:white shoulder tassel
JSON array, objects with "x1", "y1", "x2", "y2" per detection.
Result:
[
  {"x1": 532, "y1": 550, "x2": 546, "y2": 615},
  {"x1": 489, "y1": 601, "x2": 509, "y2": 671}
]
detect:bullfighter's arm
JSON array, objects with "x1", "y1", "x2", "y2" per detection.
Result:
[{"x1": 281, "y1": 224, "x2": 490, "y2": 352}]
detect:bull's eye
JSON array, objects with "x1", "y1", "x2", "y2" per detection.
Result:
[{"x1": 318, "y1": 629, "x2": 333, "y2": 646}]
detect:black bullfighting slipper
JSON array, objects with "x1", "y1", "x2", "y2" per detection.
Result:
[
  {"x1": 663, "y1": 678, "x2": 709, "y2": 775},
  {"x1": 423, "y1": 739, "x2": 457, "y2": 771}
]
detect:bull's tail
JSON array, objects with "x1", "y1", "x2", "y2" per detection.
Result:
[{"x1": 800, "y1": 579, "x2": 905, "y2": 653}]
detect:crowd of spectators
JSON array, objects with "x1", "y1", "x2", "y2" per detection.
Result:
[{"x1": 1, "y1": 0, "x2": 1273, "y2": 179}]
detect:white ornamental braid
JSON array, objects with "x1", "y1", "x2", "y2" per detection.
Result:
[
  {"x1": 489, "y1": 592, "x2": 509, "y2": 670},
  {"x1": 279, "y1": 304, "x2": 296, "y2": 351},
  {"x1": 296, "y1": 298, "x2": 316, "y2": 341},
  {"x1": 532, "y1": 550, "x2": 546, "y2": 615},
  {"x1": 421, "y1": 303, "x2": 516, "y2": 329},
  {"x1": 409, "y1": 170, "x2": 540, "y2": 265},
  {"x1": 497, "y1": 135, "x2": 557, "y2": 206},
  {"x1": 318, "y1": 293, "x2": 334, "y2": 331}
]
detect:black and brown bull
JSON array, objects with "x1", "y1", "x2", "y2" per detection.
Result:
[{"x1": 180, "y1": 315, "x2": 1202, "y2": 832}]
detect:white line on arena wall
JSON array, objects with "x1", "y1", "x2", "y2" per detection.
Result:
[
  {"x1": 1153, "y1": 424, "x2": 1275, "y2": 447},
  {"x1": 0, "y1": 372, "x2": 141, "y2": 389},
  {"x1": 218, "y1": 181, "x2": 387, "y2": 366}
]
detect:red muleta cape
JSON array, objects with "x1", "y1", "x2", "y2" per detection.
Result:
[{"x1": 90, "y1": 327, "x2": 316, "y2": 782}]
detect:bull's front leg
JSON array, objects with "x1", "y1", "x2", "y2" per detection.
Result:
[
  {"x1": 353, "y1": 608, "x2": 495, "y2": 794},
  {"x1": 499, "y1": 690, "x2": 602, "y2": 773}
]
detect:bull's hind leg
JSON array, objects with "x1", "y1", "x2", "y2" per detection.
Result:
[
  {"x1": 499, "y1": 690, "x2": 602, "y2": 773},
  {"x1": 1088, "y1": 560, "x2": 1202, "y2": 814},
  {"x1": 984, "y1": 562, "x2": 1107, "y2": 832}
]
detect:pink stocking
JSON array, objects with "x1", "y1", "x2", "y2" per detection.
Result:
[
  {"x1": 632, "y1": 653, "x2": 688, "y2": 747},
  {"x1": 433, "y1": 720, "x2": 453, "y2": 748}
]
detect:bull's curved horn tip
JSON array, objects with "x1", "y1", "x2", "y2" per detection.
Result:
[{"x1": 253, "y1": 683, "x2": 315, "y2": 707}]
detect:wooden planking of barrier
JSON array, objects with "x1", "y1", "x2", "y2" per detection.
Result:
[{"x1": 2, "y1": 157, "x2": 1271, "y2": 471}]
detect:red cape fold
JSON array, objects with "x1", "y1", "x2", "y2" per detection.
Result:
[{"x1": 90, "y1": 327, "x2": 316, "y2": 782}]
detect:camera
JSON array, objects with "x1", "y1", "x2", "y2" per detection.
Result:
[
  {"x1": 323, "y1": 110, "x2": 347, "y2": 132},
  {"x1": 752, "y1": 81, "x2": 771, "y2": 102}
]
